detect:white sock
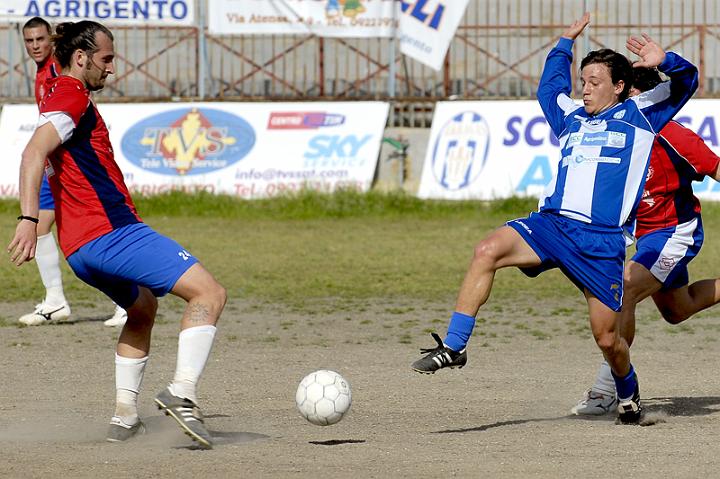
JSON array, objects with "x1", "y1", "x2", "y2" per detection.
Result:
[
  {"x1": 35, "y1": 233, "x2": 66, "y2": 306},
  {"x1": 591, "y1": 360, "x2": 617, "y2": 396},
  {"x1": 170, "y1": 325, "x2": 217, "y2": 404},
  {"x1": 115, "y1": 354, "x2": 148, "y2": 424}
]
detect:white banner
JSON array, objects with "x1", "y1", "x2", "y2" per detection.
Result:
[
  {"x1": 208, "y1": 1, "x2": 467, "y2": 70},
  {"x1": 208, "y1": 0, "x2": 397, "y2": 37},
  {"x1": 0, "y1": 0, "x2": 195, "y2": 26},
  {"x1": 418, "y1": 99, "x2": 720, "y2": 201},
  {"x1": 0, "y1": 102, "x2": 389, "y2": 199},
  {"x1": 399, "y1": 0, "x2": 469, "y2": 71}
]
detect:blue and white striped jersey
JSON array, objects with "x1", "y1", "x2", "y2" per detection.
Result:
[{"x1": 536, "y1": 38, "x2": 698, "y2": 228}]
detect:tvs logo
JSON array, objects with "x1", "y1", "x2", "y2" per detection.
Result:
[
  {"x1": 268, "y1": 112, "x2": 345, "y2": 130},
  {"x1": 121, "y1": 108, "x2": 255, "y2": 176},
  {"x1": 431, "y1": 111, "x2": 490, "y2": 191}
]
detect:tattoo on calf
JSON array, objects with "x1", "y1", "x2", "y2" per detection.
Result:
[{"x1": 188, "y1": 303, "x2": 210, "y2": 324}]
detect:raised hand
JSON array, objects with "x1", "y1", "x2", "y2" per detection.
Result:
[
  {"x1": 562, "y1": 12, "x2": 590, "y2": 41},
  {"x1": 626, "y1": 33, "x2": 666, "y2": 68}
]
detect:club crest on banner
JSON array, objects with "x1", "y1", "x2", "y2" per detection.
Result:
[{"x1": 431, "y1": 111, "x2": 490, "y2": 191}]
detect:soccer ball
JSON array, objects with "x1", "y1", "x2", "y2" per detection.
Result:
[{"x1": 295, "y1": 370, "x2": 352, "y2": 426}]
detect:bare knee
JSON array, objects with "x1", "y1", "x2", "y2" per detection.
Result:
[
  {"x1": 660, "y1": 307, "x2": 688, "y2": 325},
  {"x1": 593, "y1": 330, "x2": 618, "y2": 356},
  {"x1": 126, "y1": 291, "x2": 158, "y2": 328},
  {"x1": 472, "y1": 239, "x2": 501, "y2": 267}
]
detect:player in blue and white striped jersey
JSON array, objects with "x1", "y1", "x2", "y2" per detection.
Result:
[{"x1": 411, "y1": 13, "x2": 698, "y2": 425}]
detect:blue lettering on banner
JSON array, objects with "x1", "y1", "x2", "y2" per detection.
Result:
[
  {"x1": 303, "y1": 135, "x2": 371, "y2": 163},
  {"x1": 400, "y1": 0, "x2": 445, "y2": 30},
  {"x1": 516, "y1": 155, "x2": 552, "y2": 192},
  {"x1": 120, "y1": 108, "x2": 255, "y2": 176},
  {"x1": 503, "y1": 115, "x2": 559, "y2": 147},
  {"x1": 24, "y1": 0, "x2": 190, "y2": 21},
  {"x1": 431, "y1": 111, "x2": 490, "y2": 191},
  {"x1": 693, "y1": 177, "x2": 720, "y2": 193}
]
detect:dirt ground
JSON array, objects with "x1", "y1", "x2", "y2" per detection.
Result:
[{"x1": 2, "y1": 297, "x2": 720, "y2": 479}]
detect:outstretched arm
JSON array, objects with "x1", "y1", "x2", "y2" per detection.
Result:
[
  {"x1": 562, "y1": 12, "x2": 590, "y2": 41},
  {"x1": 537, "y1": 13, "x2": 589, "y2": 136}
]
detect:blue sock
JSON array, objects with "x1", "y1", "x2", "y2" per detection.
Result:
[
  {"x1": 611, "y1": 364, "x2": 638, "y2": 401},
  {"x1": 443, "y1": 312, "x2": 476, "y2": 352}
]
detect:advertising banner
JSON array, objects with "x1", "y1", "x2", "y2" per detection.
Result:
[
  {"x1": 399, "y1": 0, "x2": 469, "y2": 71},
  {"x1": 0, "y1": 101, "x2": 390, "y2": 199},
  {"x1": 418, "y1": 99, "x2": 720, "y2": 201},
  {"x1": 0, "y1": 0, "x2": 195, "y2": 26},
  {"x1": 208, "y1": 0, "x2": 397, "y2": 37},
  {"x1": 208, "y1": 1, "x2": 467, "y2": 70}
]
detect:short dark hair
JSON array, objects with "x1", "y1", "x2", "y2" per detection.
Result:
[
  {"x1": 53, "y1": 21, "x2": 114, "y2": 69},
  {"x1": 22, "y1": 16, "x2": 51, "y2": 34},
  {"x1": 580, "y1": 49, "x2": 633, "y2": 102},
  {"x1": 631, "y1": 66, "x2": 663, "y2": 93}
]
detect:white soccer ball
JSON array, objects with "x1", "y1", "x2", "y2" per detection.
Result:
[{"x1": 295, "y1": 369, "x2": 352, "y2": 426}]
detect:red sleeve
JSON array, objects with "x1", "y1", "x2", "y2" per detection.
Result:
[
  {"x1": 659, "y1": 120, "x2": 720, "y2": 177},
  {"x1": 39, "y1": 78, "x2": 90, "y2": 126}
]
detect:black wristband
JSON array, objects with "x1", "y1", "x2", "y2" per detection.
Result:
[{"x1": 17, "y1": 215, "x2": 39, "y2": 224}]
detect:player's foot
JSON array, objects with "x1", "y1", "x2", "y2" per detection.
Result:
[
  {"x1": 154, "y1": 387, "x2": 213, "y2": 449},
  {"x1": 106, "y1": 416, "x2": 145, "y2": 442},
  {"x1": 18, "y1": 302, "x2": 71, "y2": 326},
  {"x1": 411, "y1": 332, "x2": 467, "y2": 374},
  {"x1": 570, "y1": 389, "x2": 618, "y2": 416},
  {"x1": 616, "y1": 386, "x2": 643, "y2": 425},
  {"x1": 104, "y1": 306, "x2": 128, "y2": 327}
]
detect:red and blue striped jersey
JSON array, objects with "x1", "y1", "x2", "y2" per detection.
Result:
[
  {"x1": 636, "y1": 120, "x2": 720, "y2": 237},
  {"x1": 39, "y1": 75, "x2": 142, "y2": 256},
  {"x1": 34, "y1": 55, "x2": 61, "y2": 106}
]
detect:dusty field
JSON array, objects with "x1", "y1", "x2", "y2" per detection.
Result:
[{"x1": 2, "y1": 297, "x2": 720, "y2": 478}]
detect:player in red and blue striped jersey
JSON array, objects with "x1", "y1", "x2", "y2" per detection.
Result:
[
  {"x1": 412, "y1": 13, "x2": 698, "y2": 425},
  {"x1": 8, "y1": 20, "x2": 225, "y2": 449},
  {"x1": 573, "y1": 66, "x2": 720, "y2": 416},
  {"x1": 18, "y1": 16, "x2": 127, "y2": 328}
]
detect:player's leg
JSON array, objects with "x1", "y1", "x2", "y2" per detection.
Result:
[
  {"x1": 109, "y1": 286, "x2": 157, "y2": 442},
  {"x1": 154, "y1": 262, "x2": 226, "y2": 449},
  {"x1": 586, "y1": 291, "x2": 641, "y2": 424},
  {"x1": 411, "y1": 225, "x2": 541, "y2": 373},
  {"x1": 651, "y1": 278, "x2": 720, "y2": 324},
  {"x1": 18, "y1": 176, "x2": 70, "y2": 325},
  {"x1": 572, "y1": 261, "x2": 660, "y2": 415}
]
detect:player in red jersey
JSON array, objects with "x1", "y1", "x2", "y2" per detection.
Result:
[
  {"x1": 572, "y1": 66, "x2": 720, "y2": 415},
  {"x1": 19, "y1": 16, "x2": 128, "y2": 328},
  {"x1": 8, "y1": 20, "x2": 226, "y2": 449}
]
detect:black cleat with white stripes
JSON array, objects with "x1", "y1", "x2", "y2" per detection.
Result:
[
  {"x1": 412, "y1": 333, "x2": 467, "y2": 374},
  {"x1": 155, "y1": 387, "x2": 213, "y2": 449}
]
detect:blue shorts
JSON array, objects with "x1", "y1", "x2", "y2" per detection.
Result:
[
  {"x1": 632, "y1": 217, "x2": 703, "y2": 290},
  {"x1": 67, "y1": 223, "x2": 199, "y2": 309},
  {"x1": 507, "y1": 212, "x2": 626, "y2": 311},
  {"x1": 39, "y1": 174, "x2": 54, "y2": 210}
]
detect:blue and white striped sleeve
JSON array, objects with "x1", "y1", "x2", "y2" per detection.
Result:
[
  {"x1": 537, "y1": 38, "x2": 581, "y2": 138},
  {"x1": 631, "y1": 52, "x2": 699, "y2": 132}
]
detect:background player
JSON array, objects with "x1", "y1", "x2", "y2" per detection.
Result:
[
  {"x1": 572, "y1": 66, "x2": 720, "y2": 415},
  {"x1": 8, "y1": 20, "x2": 226, "y2": 449},
  {"x1": 411, "y1": 13, "x2": 698, "y2": 425},
  {"x1": 19, "y1": 16, "x2": 127, "y2": 328}
]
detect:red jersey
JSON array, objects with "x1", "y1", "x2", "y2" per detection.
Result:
[
  {"x1": 636, "y1": 120, "x2": 720, "y2": 237},
  {"x1": 34, "y1": 56, "x2": 61, "y2": 106},
  {"x1": 39, "y1": 75, "x2": 141, "y2": 256}
]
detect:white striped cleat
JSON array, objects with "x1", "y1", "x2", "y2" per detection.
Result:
[{"x1": 154, "y1": 387, "x2": 213, "y2": 449}]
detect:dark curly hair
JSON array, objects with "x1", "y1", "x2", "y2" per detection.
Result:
[
  {"x1": 580, "y1": 49, "x2": 633, "y2": 102},
  {"x1": 631, "y1": 66, "x2": 663, "y2": 92},
  {"x1": 52, "y1": 21, "x2": 113, "y2": 69}
]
